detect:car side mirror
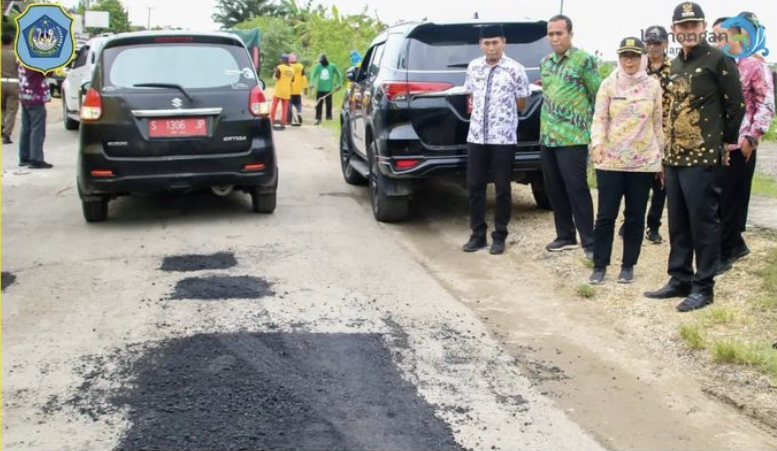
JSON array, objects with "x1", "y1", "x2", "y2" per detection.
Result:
[
  {"x1": 81, "y1": 81, "x2": 91, "y2": 94},
  {"x1": 346, "y1": 66, "x2": 357, "y2": 82},
  {"x1": 257, "y1": 78, "x2": 266, "y2": 90}
]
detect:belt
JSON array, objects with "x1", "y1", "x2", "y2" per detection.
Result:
[{"x1": 1, "y1": 78, "x2": 19, "y2": 83}]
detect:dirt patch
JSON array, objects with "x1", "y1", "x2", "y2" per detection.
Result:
[
  {"x1": 2, "y1": 271, "x2": 17, "y2": 291},
  {"x1": 59, "y1": 333, "x2": 464, "y2": 451},
  {"x1": 160, "y1": 252, "x2": 238, "y2": 272},
  {"x1": 171, "y1": 276, "x2": 274, "y2": 300}
]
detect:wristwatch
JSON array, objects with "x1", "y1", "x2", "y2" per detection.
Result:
[{"x1": 745, "y1": 135, "x2": 758, "y2": 149}]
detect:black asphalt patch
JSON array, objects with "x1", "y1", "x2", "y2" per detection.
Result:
[
  {"x1": 160, "y1": 252, "x2": 238, "y2": 272},
  {"x1": 2, "y1": 271, "x2": 17, "y2": 291},
  {"x1": 112, "y1": 333, "x2": 463, "y2": 451},
  {"x1": 171, "y1": 276, "x2": 273, "y2": 300}
]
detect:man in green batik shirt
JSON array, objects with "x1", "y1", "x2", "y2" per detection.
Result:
[{"x1": 539, "y1": 14, "x2": 602, "y2": 260}]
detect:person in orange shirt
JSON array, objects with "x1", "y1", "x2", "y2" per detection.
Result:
[
  {"x1": 286, "y1": 53, "x2": 307, "y2": 126},
  {"x1": 271, "y1": 54, "x2": 295, "y2": 130}
]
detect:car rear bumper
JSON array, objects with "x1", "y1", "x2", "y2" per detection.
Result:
[
  {"x1": 78, "y1": 141, "x2": 277, "y2": 197},
  {"x1": 378, "y1": 140, "x2": 542, "y2": 180}
]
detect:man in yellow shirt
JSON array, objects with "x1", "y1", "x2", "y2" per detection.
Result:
[
  {"x1": 271, "y1": 54, "x2": 295, "y2": 130},
  {"x1": 287, "y1": 53, "x2": 307, "y2": 126}
]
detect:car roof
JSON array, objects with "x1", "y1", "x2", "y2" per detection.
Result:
[{"x1": 387, "y1": 19, "x2": 547, "y2": 34}]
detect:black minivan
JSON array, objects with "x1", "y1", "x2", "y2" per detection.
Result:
[
  {"x1": 77, "y1": 31, "x2": 277, "y2": 222},
  {"x1": 340, "y1": 21, "x2": 551, "y2": 222}
]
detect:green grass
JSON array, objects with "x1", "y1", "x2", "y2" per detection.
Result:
[
  {"x1": 704, "y1": 307, "x2": 737, "y2": 326},
  {"x1": 587, "y1": 165, "x2": 597, "y2": 189},
  {"x1": 751, "y1": 173, "x2": 777, "y2": 198},
  {"x1": 679, "y1": 323, "x2": 707, "y2": 350},
  {"x1": 711, "y1": 340, "x2": 777, "y2": 378},
  {"x1": 576, "y1": 284, "x2": 596, "y2": 298}
]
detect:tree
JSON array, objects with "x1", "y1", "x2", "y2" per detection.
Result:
[
  {"x1": 77, "y1": 0, "x2": 131, "y2": 33},
  {"x1": 212, "y1": 0, "x2": 283, "y2": 29}
]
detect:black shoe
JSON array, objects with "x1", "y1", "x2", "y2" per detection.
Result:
[
  {"x1": 716, "y1": 258, "x2": 733, "y2": 276},
  {"x1": 617, "y1": 266, "x2": 634, "y2": 284},
  {"x1": 489, "y1": 239, "x2": 506, "y2": 255},
  {"x1": 273, "y1": 124, "x2": 286, "y2": 131},
  {"x1": 28, "y1": 160, "x2": 53, "y2": 169},
  {"x1": 18, "y1": 159, "x2": 30, "y2": 167},
  {"x1": 644, "y1": 282, "x2": 691, "y2": 299},
  {"x1": 462, "y1": 236, "x2": 487, "y2": 252},
  {"x1": 297, "y1": 113, "x2": 303, "y2": 125},
  {"x1": 2, "y1": 135, "x2": 11, "y2": 144},
  {"x1": 546, "y1": 239, "x2": 578, "y2": 252},
  {"x1": 589, "y1": 267, "x2": 606, "y2": 285},
  {"x1": 730, "y1": 246, "x2": 751, "y2": 264},
  {"x1": 646, "y1": 229, "x2": 663, "y2": 244},
  {"x1": 677, "y1": 293, "x2": 714, "y2": 312}
]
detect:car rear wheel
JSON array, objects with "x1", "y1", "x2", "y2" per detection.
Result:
[
  {"x1": 531, "y1": 176, "x2": 552, "y2": 210},
  {"x1": 82, "y1": 198, "x2": 109, "y2": 222},
  {"x1": 251, "y1": 188, "x2": 277, "y2": 214},
  {"x1": 340, "y1": 124, "x2": 367, "y2": 185},
  {"x1": 368, "y1": 142, "x2": 409, "y2": 222},
  {"x1": 63, "y1": 92, "x2": 79, "y2": 130}
]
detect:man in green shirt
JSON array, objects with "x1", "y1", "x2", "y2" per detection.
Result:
[
  {"x1": 309, "y1": 53, "x2": 343, "y2": 125},
  {"x1": 644, "y1": 2, "x2": 744, "y2": 312},
  {"x1": 539, "y1": 14, "x2": 601, "y2": 259}
]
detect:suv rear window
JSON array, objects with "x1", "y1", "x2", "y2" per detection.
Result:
[
  {"x1": 406, "y1": 23, "x2": 549, "y2": 74},
  {"x1": 103, "y1": 43, "x2": 253, "y2": 89}
]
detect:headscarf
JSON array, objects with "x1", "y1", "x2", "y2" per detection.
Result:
[
  {"x1": 613, "y1": 54, "x2": 649, "y2": 97},
  {"x1": 319, "y1": 53, "x2": 329, "y2": 67}
]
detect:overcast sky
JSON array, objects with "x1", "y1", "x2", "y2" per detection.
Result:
[{"x1": 58, "y1": 0, "x2": 777, "y2": 62}]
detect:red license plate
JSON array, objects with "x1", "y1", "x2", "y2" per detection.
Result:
[{"x1": 148, "y1": 117, "x2": 208, "y2": 138}]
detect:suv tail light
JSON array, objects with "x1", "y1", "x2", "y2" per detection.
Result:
[
  {"x1": 249, "y1": 86, "x2": 270, "y2": 117},
  {"x1": 80, "y1": 88, "x2": 102, "y2": 121},
  {"x1": 382, "y1": 81, "x2": 453, "y2": 101}
]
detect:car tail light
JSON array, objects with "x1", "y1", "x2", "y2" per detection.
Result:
[
  {"x1": 242, "y1": 163, "x2": 265, "y2": 171},
  {"x1": 80, "y1": 88, "x2": 102, "y2": 121},
  {"x1": 249, "y1": 86, "x2": 270, "y2": 117},
  {"x1": 90, "y1": 169, "x2": 114, "y2": 177},
  {"x1": 394, "y1": 159, "x2": 420, "y2": 169},
  {"x1": 154, "y1": 36, "x2": 194, "y2": 43},
  {"x1": 382, "y1": 81, "x2": 454, "y2": 101}
]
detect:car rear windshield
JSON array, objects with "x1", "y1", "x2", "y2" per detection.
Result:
[
  {"x1": 406, "y1": 23, "x2": 549, "y2": 73},
  {"x1": 102, "y1": 43, "x2": 255, "y2": 89}
]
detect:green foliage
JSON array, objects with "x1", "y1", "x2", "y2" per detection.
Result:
[
  {"x1": 598, "y1": 61, "x2": 615, "y2": 79},
  {"x1": 212, "y1": 0, "x2": 284, "y2": 29},
  {"x1": 236, "y1": 0, "x2": 385, "y2": 84},
  {"x1": 77, "y1": 0, "x2": 131, "y2": 33},
  {"x1": 576, "y1": 284, "x2": 595, "y2": 298},
  {"x1": 751, "y1": 173, "x2": 777, "y2": 198},
  {"x1": 763, "y1": 116, "x2": 776, "y2": 142},
  {"x1": 2, "y1": 15, "x2": 17, "y2": 38}
]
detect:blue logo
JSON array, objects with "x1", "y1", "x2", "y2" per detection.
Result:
[
  {"x1": 721, "y1": 12, "x2": 769, "y2": 59},
  {"x1": 14, "y1": 4, "x2": 75, "y2": 73}
]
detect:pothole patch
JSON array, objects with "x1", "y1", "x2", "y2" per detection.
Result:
[
  {"x1": 160, "y1": 252, "x2": 238, "y2": 272},
  {"x1": 171, "y1": 276, "x2": 273, "y2": 300},
  {"x1": 2, "y1": 272, "x2": 17, "y2": 291},
  {"x1": 61, "y1": 333, "x2": 464, "y2": 451}
]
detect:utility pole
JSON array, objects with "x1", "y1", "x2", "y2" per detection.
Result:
[{"x1": 146, "y1": 6, "x2": 155, "y2": 30}]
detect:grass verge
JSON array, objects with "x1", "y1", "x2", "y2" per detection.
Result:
[
  {"x1": 679, "y1": 323, "x2": 706, "y2": 350},
  {"x1": 711, "y1": 339, "x2": 777, "y2": 379},
  {"x1": 751, "y1": 173, "x2": 777, "y2": 198}
]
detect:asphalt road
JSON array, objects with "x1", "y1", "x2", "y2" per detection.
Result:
[{"x1": 2, "y1": 100, "x2": 775, "y2": 450}]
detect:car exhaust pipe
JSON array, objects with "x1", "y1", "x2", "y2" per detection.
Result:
[{"x1": 211, "y1": 184, "x2": 234, "y2": 196}]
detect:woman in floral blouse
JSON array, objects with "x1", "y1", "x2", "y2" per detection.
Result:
[{"x1": 589, "y1": 37, "x2": 664, "y2": 284}]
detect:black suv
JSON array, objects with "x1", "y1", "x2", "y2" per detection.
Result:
[
  {"x1": 77, "y1": 31, "x2": 277, "y2": 222},
  {"x1": 340, "y1": 20, "x2": 551, "y2": 222}
]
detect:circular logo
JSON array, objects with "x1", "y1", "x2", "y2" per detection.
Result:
[{"x1": 721, "y1": 12, "x2": 770, "y2": 59}]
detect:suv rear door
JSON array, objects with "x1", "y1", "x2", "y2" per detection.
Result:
[
  {"x1": 403, "y1": 22, "x2": 549, "y2": 150},
  {"x1": 95, "y1": 35, "x2": 259, "y2": 158}
]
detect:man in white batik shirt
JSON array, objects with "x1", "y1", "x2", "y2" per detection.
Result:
[{"x1": 462, "y1": 23, "x2": 530, "y2": 255}]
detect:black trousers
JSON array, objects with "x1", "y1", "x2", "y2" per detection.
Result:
[
  {"x1": 315, "y1": 90, "x2": 332, "y2": 121},
  {"x1": 287, "y1": 94, "x2": 302, "y2": 122},
  {"x1": 467, "y1": 143, "x2": 515, "y2": 241},
  {"x1": 646, "y1": 175, "x2": 666, "y2": 231},
  {"x1": 720, "y1": 148, "x2": 757, "y2": 259},
  {"x1": 594, "y1": 170, "x2": 654, "y2": 268},
  {"x1": 540, "y1": 145, "x2": 594, "y2": 248},
  {"x1": 665, "y1": 165, "x2": 722, "y2": 294}
]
